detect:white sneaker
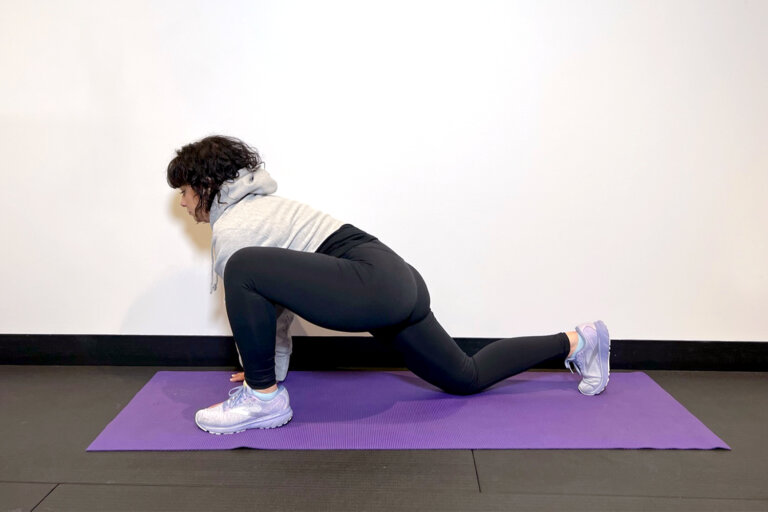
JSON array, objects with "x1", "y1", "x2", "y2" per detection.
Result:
[
  {"x1": 194, "y1": 382, "x2": 293, "y2": 435},
  {"x1": 564, "y1": 320, "x2": 611, "y2": 395}
]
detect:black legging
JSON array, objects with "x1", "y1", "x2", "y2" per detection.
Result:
[{"x1": 224, "y1": 239, "x2": 570, "y2": 394}]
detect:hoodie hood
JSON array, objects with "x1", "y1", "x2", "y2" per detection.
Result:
[
  {"x1": 208, "y1": 162, "x2": 277, "y2": 226},
  {"x1": 208, "y1": 162, "x2": 277, "y2": 292}
]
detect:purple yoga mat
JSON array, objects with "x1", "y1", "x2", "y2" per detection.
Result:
[{"x1": 87, "y1": 370, "x2": 729, "y2": 451}]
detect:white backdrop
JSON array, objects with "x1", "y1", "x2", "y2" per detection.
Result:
[{"x1": 0, "y1": 0, "x2": 765, "y2": 341}]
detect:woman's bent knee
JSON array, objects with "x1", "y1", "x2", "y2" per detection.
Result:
[
  {"x1": 442, "y1": 383, "x2": 483, "y2": 396},
  {"x1": 223, "y1": 247, "x2": 268, "y2": 288}
]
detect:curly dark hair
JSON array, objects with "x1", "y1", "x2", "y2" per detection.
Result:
[{"x1": 166, "y1": 135, "x2": 263, "y2": 222}]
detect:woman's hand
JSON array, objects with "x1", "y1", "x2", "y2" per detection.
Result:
[{"x1": 230, "y1": 372, "x2": 245, "y2": 382}]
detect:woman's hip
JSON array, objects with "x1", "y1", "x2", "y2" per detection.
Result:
[{"x1": 341, "y1": 241, "x2": 432, "y2": 325}]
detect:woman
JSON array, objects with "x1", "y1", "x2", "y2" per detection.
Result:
[{"x1": 167, "y1": 135, "x2": 611, "y2": 435}]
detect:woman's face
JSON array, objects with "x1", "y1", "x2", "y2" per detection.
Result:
[{"x1": 178, "y1": 185, "x2": 209, "y2": 222}]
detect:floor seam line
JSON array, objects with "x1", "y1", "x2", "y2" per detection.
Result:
[
  {"x1": 29, "y1": 482, "x2": 59, "y2": 511},
  {"x1": 471, "y1": 450, "x2": 481, "y2": 493}
]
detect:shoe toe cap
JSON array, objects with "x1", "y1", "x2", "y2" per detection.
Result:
[{"x1": 195, "y1": 406, "x2": 222, "y2": 426}]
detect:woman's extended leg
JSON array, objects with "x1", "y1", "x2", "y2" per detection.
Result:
[{"x1": 370, "y1": 260, "x2": 570, "y2": 395}]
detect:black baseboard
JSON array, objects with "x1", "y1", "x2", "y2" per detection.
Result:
[{"x1": 1, "y1": 334, "x2": 766, "y2": 371}]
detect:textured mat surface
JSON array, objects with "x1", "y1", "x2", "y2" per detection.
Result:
[{"x1": 87, "y1": 370, "x2": 729, "y2": 451}]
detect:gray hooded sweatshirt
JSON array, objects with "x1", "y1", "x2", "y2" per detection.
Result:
[{"x1": 207, "y1": 163, "x2": 345, "y2": 294}]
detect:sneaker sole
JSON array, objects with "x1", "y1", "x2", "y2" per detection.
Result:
[
  {"x1": 196, "y1": 409, "x2": 294, "y2": 435},
  {"x1": 578, "y1": 320, "x2": 611, "y2": 396}
]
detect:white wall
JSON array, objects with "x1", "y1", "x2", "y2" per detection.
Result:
[{"x1": 0, "y1": 0, "x2": 765, "y2": 341}]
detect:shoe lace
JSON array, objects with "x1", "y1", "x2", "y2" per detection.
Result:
[
  {"x1": 223, "y1": 385, "x2": 247, "y2": 411},
  {"x1": 565, "y1": 354, "x2": 583, "y2": 376}
]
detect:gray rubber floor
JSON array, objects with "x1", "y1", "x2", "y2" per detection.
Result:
[{"x1": 1, "y1": 366, "x2": 766, "y2": 512}]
